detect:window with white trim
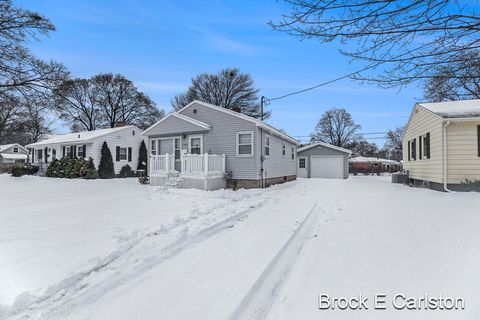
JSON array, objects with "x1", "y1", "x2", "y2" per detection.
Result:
[
  {"x1": 13, "y1": 147, "x2": 18, "y2": 153},
  {"x1": 299, "y1": 158, "x2": 306, "y2": 168},
  {"x1": 236, "y1": 131, "x2": 253, "y2": 156},
  {"x1": 119, "y1": 147, "x2": 127, "y2": 160},
  {"x1": 190, "y1": 136, "x2": 202, "y2": 154},
  {"x1": 66, "y1": 146, "x2": 72, "y2": 157},
  {"x1": 265, "y1": 135, "x2": 270, "y2": 157},
  {"x1": 151, "y1": 140, "x2": 156, "y2": 155},
  {"x1": 77, "y1": 145, "x2": 84, "y2": 158}
]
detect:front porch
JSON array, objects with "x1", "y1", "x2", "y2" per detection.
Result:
[{"x1": 149, "y1": 153, "x2": 226, "y2": 190}]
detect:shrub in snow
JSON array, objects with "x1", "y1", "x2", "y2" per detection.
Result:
[
  {"x1": 46, "y1": 157, "x2": 98, "y2": 179},
  {"x1": 11, "y1": 165, "x2": 39, "y2": 177},
  {"x1": 137, "y1": 140, "x2": 147, "y2": 172},
  {"x1": 119, "y1": 164, "x2": 134, "y2": 178},
  {"x1": 98, "y1": 141, "x2": 115, "y2": 179},
  {"x1": 138, "y1": 176, "x2": 149, "y2": 184}
]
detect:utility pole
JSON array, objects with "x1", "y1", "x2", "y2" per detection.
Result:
[{"x1": 260, "y1": 96, "x2": 266, "y2": 188}]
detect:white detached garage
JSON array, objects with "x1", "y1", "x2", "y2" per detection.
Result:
[{"x1": 297, "y1": 142, "x2": 351, "y2": 179}]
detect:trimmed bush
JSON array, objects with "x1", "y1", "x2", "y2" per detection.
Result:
[
  {"x1": 11, "y1": 165, "x2": 39, "y2": 177},
  {"x1": 119, "y1": 164, "x2": 134, "y2": 178},
  {"x1": 98, "y1": 141, "x2": 115, "y2": 179},
  {"x1": 137, "y1": 140, "x2": 147, "y2": 172},
  {"x1": 46, "y1": 157, "x2": 98, "y2": 179}
]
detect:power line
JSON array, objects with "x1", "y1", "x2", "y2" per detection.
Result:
[{"x1": 266, "y1": 63, "x2": 379, "y2": 102}]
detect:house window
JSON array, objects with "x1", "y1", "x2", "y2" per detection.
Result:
[
  {"x1": 282, "y1": 143, "x2": 286, "y2": 157},
  {"x1": 420, "y1": 133, "x2": 430, "y2": 159},
  {"x1": 37, "y1": 149, "x2": 43, "y2": 160},
  {"x1": 119, "y1": 147, "x2": 127, "y2": 160},
  {"x1": 132, "y1": 130, "x2": 135, "y2": 136},
  {"x1": 265, "y1": 135, "x2": 270, "y2": 157},
  {"x1": 13, "y1": 147, "x2": 18, "y2": 153},
  {"x1": 52, "y1": 149, "x2": 57, "y2": 160},
  {"x1": 174, "y1": 137, "x2": 181, "y2": 160},
  {"x1": 291, "y1": 146, "x2": 295, "y2": 160},
  {"x1": 299, "y1": 158, "x2": 306, "y2": 168},
  {"x1": 408, "y1": 139, "x2": 416, "y2": 161},
  {"x1": 151, "y1": 140, "x2": 156, "y2": 155},
  {"x1": 77, "y1": 145, "x2": 84, "y2": 158},
  {"x1": 189, "y1": 136, "x2": 202, "y2": 155},
  {"x1": 236, "y1": 131, "x2": 253, "y2": 157}
]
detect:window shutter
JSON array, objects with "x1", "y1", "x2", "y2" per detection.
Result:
[
  {"x1": 419, "y1": 135, "x2": 422, "y2": 160},
  {"x1": 83, "y1": 145, "x2": 86, "y2": 158},
  {"x1": 73, "y1": 145, "x2": 77, "y2": 158},
  {"x1": 412, "y1": 139, "x2": 416, "y2": 160},
  {"x1": 128, "y1": 147, "x2": 132, "y2": 162},
  {"x1": 477, "y1": 125, "x2": 480, "y2": 157},
  {"x1": 426, "y1": 132, "x2": 431, "y2": 159},
  {"x1": 408, "y1": 141, "x2": 411, "y2": 161},
  {"x1": 62, "y1": 146, "x2": 65, "y2": 158},
  {"x1": 116, "y1": 146, "x2": 120, "y2": 161}
]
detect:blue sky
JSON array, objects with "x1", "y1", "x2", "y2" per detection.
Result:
[{"x1": 18, "y1": 0, "x2": 423, "y2": 145}]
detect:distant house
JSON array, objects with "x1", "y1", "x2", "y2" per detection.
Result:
[
  {"x1": 0, "y1": 143, "x2": 28, "y2": 172},
  {"x1": 403, "y1": 100, "x2": 480, "y2": 191},
  {"x1": 297, "y1": 142, "x2": 351, "y2": 179},
  {"x1": 25, "y1": 126, "x2": 144, "y2": 174},
  {"x1": 349, "y1": 157, "x2": 401, "y2": 174},
  {"x1": 142, "y1": 100, "x2": 299, "y2": 190}
]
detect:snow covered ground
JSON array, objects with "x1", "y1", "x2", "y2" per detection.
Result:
[{"x1": 1, "y1": 174, "x2": 479, "y2": 319}]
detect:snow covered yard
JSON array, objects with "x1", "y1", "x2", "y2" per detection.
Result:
[{"x1": 1, "y1": 174, "x2": 480, "y2": 319}]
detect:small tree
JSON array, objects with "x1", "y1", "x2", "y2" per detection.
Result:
[
  {"x1": 137, "y1": 140, "x2": 147, "y2": 172},
  {"x1": 97, "y1": 141, "x2": 115, "y2": 178}
]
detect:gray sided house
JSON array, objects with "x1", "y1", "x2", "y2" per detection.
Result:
[
  {"x1": 0, "y1": 143, "x2": 28, "y2": 172},
  {"x1": 143, "y1": 100, "x2": 299, "y2": 190},
  {"x1": 26, "y1": 126, "x2": 144, "y2": 174},
  {"x1": 297, "y1": 142, "x2": 351, "y2": 179}
]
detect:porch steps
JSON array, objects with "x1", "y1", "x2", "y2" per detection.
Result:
[{"x1": 165, "y1": 172, "x2": 181, "y2": 188}]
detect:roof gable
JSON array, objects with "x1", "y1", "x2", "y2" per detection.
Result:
[
  {"x1": 178, "y1": 100, "x2": 299, "y2": 145},
  {"x1": 419, "y1": 99, "x2": 480, "y2": 118},
  {"x1": 0, "y1": 143, "x2": 27, "y2": 153},
  {"x1": 142, "y1": 113, "x2": 211, "y2": 136},
  {"x1": 298, "y1": 142, "x2": 352, "y2": 154}
]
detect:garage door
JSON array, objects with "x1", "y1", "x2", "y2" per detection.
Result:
[{"x1": 310, "y1": 155, "x2": 344, "y2": 179}]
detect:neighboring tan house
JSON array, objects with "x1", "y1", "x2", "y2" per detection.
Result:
[
  {"x1": 0, "y1": 143, "x2": 28, "y2": 172},
  {"x1": 297, "y1": 142, "x2": 351, "y2": 179},
  {"x1": 143, "y1": 100, "x2": 299, "y2": 190},
  {"x1": 26, "y1": 126, "x2": 144, "y2": 174},
  {"x1": 403, "y1": 100, "x2": 480, "y2": 191}
]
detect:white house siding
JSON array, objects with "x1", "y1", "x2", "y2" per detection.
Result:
[
  {"x1": 89, "y1": 127, "x2": 144, "y2": 174},
  {"x1": 446, "y1": 121, "x2": 480, "y2": 184},
  {"x1": 259, "y1": 129, "x2": 297, "y2": 179},
  {"x1": 403, "y1": 106, "x2": 444, "y2": 184},
  {"x1": 145, "y1": 115, "x2": 208, "y2": 136},
  {"x1": 179, "y1": 102, "x2": 259, "y2": 180}
]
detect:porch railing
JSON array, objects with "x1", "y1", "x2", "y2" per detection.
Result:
[
  {"x1": 150, "y1": 153, "x2": 225, "y2": 176},
  {"x1": 150, "y1": 154, "x2": 175, "y2": 174}
]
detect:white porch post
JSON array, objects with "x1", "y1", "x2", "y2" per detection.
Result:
[
  {"x1": 165, "y1": 153, "x2": 170, "y2": 172},
  {"x1": 204, "y1": 153, "x2": 209, "y2": 176},
  {"x1": 222, "y1": 154, "x2": 226, "y2": 173},
  {"x1": 181, "y1": 153, "x2": 185, "y2": 172}
]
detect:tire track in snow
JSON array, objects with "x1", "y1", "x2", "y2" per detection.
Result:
[
  {"x1": 231, "y1": 204, "x2": 319, "y2": 320},
  {"x1": 4, "y1": 193, "x2": 271, "y2": 320}
]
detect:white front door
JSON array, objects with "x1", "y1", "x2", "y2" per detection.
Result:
[
  {"x1": 297, "y1": 157, "x2": 308, "y2": 178},
  {"x1": 310, "y1": 155, "x2": 344, "y2": 179}
]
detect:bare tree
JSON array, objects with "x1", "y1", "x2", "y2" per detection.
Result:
[
  {"x1": 172, "y1": 68, "x2": 269, "y2": 119},
  {"x1": 384, "y1": 126, "x2": 405, "y2": 161},
  {"x1": 92, "y1": 74, "x2": 164, "y2": 130},
  {"x1": 0, "y1": 0, "x2": 67, "y2": 96},
  {"x1": 53, "y1": 78, "x2": 101, "y2": 132},
  {"x1": 271, "y1": 1, "x2": 480, "y2": 87},
  {"x1": 351, "y1": 140, "x2": 378, "y2": 157},
  {"x1": 310, "y1": 108, "x2": 360, "y2": 147},
  {"x1": 424, "y1": 51, "x2": 480, "y2": 102},
  {"x1": 0, "y1": 93, "x2": 22, "y2": 143},
  {"x1": 20, "y1": 94, "x2": 53, "y2": 143}
]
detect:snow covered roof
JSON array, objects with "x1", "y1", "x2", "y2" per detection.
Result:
[
  {"x1": 0, "y1": 143, "x2": 27, "y2": 153},
  {"x1": 298, "y1": 142, "x2": 352, "y2": 154},
  {"x1": 418, "y1": 99, "x2": 480, "y2": 118},
  {"x1": 177, "y1": 100, "x2": 299, "y2": 145},
  {"x1": 26, "y1": 126, "x2": 139, "y2": 147},
  {"x1": 349, "y1": 156, "x2": 400, "y2": 164},
  {"x1": 0, "y1": 153, "x2": 28, "y2": 160}
]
